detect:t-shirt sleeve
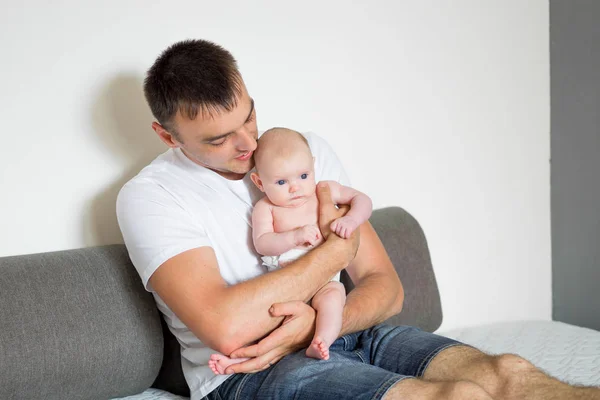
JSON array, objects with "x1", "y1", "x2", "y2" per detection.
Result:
[
  {"x1": 304, "y1": 132, "x2": 352, "y2": 187},
  {"x1": 116, "y1": 179, "x2": 212, "y2": 292}
]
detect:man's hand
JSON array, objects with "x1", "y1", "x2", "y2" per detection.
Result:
[
  {"x1": 317, "y1": 182, "x2": 360, "y2": 258},
  {"x1": 317, "y1": 182, "x2": 347, "y2": 239},
  {"x1": 224, "y1": 301, "x2": 316, "y2": 374}
]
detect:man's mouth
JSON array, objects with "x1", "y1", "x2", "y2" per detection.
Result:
[{"x1": 235, "y1": 151, "x2": 253, "y2": 161}]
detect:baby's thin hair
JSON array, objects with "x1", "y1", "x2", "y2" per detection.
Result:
[
  {"x1": 254, "y1": 128, "x2": 311, "y2": 173},
  {"x1": 261, "y1": 127, "x2": 309, "y2": 145}
]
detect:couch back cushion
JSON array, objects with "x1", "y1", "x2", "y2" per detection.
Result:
[
  {"x1": 0, "y1": 245, "x2": 163, "y2": 400},
  {"x1": 366, "y1": 206, "x2": 443, "y2": 332}
]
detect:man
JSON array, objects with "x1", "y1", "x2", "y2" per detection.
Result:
[{"x1": 117, "y1": 39, "x2": 599, "y2": 400}]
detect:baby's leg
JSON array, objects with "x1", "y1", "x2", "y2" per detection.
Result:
[
  {"x1": 305, "y1": 281, "x2": 346, "y2": 360},
  {"x1": 208, "y1": 354, "x2": 250, "y2": 375}
]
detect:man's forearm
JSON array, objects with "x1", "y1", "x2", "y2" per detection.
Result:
[
  {"x1": 218, "y1": 236, "x2": 350, "y2": 353},
  {"x1": 339, "y1": 271, "x2": 404, "y2": 337}
]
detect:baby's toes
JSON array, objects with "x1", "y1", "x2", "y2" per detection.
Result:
[{"x1": 208, "y1": 362, "x2": 218, "y2": 374}]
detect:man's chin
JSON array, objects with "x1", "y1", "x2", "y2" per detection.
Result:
[
  {"x1": 232, "y1": 158, "x2": 254, "y2": 174},
  {"x1": 228, "y1": 159, "x2": 255, "y2": 175}
]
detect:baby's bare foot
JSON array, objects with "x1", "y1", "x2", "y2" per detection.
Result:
[
  {"x1": 208, "y1": 353, "x2": 247, "y2": 375},
  {"x1": 305, "y1": 336, "x2": 330, "y2": 360}
]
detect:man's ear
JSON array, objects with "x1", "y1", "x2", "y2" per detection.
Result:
[
  {"x1": 152, "y1": 122, "x2": 180, "y2": 148},
  {"x1": 250, "y1": 172, "x2": 265, "y2": 192}
]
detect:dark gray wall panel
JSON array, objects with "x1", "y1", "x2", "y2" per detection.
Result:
[{"x1": 550, "y1": 0, "x2": 600, "y2": 331}]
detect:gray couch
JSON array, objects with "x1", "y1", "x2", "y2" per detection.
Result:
[{"x1": 1, "y1": 207, "x2": 598, "y2": 399}]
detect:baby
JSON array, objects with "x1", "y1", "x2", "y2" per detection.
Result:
[{"x1": 209, "y1": 127, "x2": 372, "y2": 374}]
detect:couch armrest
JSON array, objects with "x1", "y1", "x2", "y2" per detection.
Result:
[{"x1": 340, "y1": 206, "x2": 443, "y2": 332}]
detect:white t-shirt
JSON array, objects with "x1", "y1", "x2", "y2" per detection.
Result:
[{"x1": 116, "y1": 132, "x2": 350, "y2": 399}]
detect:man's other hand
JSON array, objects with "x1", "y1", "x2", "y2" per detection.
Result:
[
  {"x1": 316, "y1": 182, "x2": 360, "y2": 260},
  {"x1": 224, "y1": 301, "x2": 316, "y2": 374}
]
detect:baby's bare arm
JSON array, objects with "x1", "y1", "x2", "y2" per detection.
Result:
[{"x1": 322, "y1": 181, "x2": 373, "y2": 238}]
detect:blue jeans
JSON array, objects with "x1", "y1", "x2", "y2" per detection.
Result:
[{"x1": 204, "y1": 324, "x2": 463, "y2": 400}]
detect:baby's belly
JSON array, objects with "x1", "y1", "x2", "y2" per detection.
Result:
[{"x1": 272, "y1": 196, "x2": 320, "y2": 233}]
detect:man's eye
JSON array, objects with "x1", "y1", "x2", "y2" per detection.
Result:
[
  {"x1": 277, "y1": 180, "x2": 286, "y2": 185},
  {"x1": 209, "y1": 136, "x2": 228, "y2": 146},
  {"x1": 301, "y1": 173, "x2": 308, "y2": 179}
]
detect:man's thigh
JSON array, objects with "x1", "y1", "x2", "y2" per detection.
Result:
[
  {"x1": 207, "y1": 338, "x2": 407, "y2": 400},
  {"x1": 353, "y1": 324, "x2": 464, "y2": 378}
]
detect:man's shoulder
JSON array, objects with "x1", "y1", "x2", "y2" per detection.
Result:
[
  {"x1": 300, "y1": 131, "x2": 351, "y2": 187},
  {"x1": 118, "y1": 166, "x2": 166, "y2": 202},
  {"x1": 116, "y1": 149, "x2": 188, "y2": 208},
  {"x1": 302, "y1": 131, "x2": 331, "y2": 153},
  {"x1": 116, "y1": 161, "x2": 208, "y2": 234},
  {"x1": 120, "y1": 146, "x2": 203, "y2": 192}
]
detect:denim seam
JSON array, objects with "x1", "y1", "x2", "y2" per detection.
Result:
[
  {"x1": 370, "y1": 325, "x2": 404, "y2": 366},
  {"x1": 416, "y1": 342, "x2": 464, "y2": 377},
  {"x1": 371, "y1": 375, "x2": 410, "y2": 400},
  {"x1": 233, "y1": 374, "x2": 253, "y2": 400},
  {"x1": 354, "y1": 349, "x2": 367, "y2": 364}
]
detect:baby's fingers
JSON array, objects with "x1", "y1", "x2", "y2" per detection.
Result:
[{"x1": 330, "y1": 220, "x2": 340, "y2": 235}]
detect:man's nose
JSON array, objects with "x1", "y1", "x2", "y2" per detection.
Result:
[{"x1": 236, "y1": 128, "x2": 257, "y2": 152}]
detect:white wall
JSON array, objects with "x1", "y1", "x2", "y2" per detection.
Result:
[{"x1": 0, "y1": 0, "x2": 550, "y2": 331}]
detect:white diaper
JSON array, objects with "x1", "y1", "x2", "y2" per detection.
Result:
[
  {"x1": 261, "y1": 247, "x2": 341, "y2": 281},
  {"x1": 261, "y1": 248, "x2": 309, "y2": 271}
]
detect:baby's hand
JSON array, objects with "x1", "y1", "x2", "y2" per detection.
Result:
[
  {"x1": 330, "y1": 216, "x2": 359, "y2": 239},
  {"x1": 294, "y1": 225, "x2": 321, "y2": 247}
]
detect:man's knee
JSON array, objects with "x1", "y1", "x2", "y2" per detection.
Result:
[
  {"x1": 492, "y1": 354, "x2": 538, "y2": 396},
  {"x1": 448, "y1": 381, "x2": 494, "y2": 400},
  {"x1": 494, "y1": 354, "x2": 536, "y2": 375},
  {"x1": 384, "y1": 379, "x2": 493, "y2": 400}
]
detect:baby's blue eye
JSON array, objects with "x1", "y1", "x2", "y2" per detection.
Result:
[
  {"x1": 301, "y1": 173, "x2": 308, "y2": 179},
  {"x1": 277, "y1": 180, "x2": 286, "y2": 185}
]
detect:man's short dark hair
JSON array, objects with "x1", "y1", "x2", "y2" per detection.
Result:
[{"x1": 143, "y1": 39, "x2": 243, "y2": 136}]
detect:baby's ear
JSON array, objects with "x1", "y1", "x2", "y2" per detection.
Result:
[{"x1": 250, "y1": 172, "x2": 265, "y2": 192}]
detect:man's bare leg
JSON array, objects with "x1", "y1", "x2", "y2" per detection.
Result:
[
  {"x1": 383, "y1": 378, "x2": 495, "y2": 400},
  {"x1": 421, "y1": 345, "x2": 600, "y2": 400},
  {"x1": 305, "y1": 281, "x2": 346, "y2": 360}
]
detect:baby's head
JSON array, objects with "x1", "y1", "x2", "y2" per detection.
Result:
[{"x1": 251, "y1": 127, "x2": 316, "y2": 207}]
